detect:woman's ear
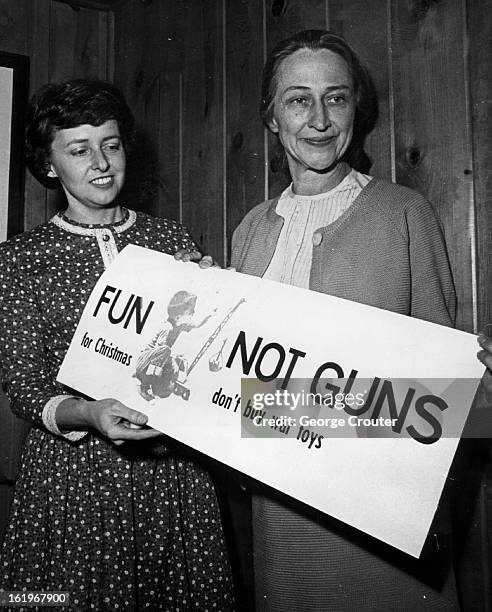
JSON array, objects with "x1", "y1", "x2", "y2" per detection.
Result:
[
  {"x1": 265, "y1": 103, "x2": 279, "y2": 134},
  {"x1": 267, "y1": 115, "x2": 279, "y2": 134}
]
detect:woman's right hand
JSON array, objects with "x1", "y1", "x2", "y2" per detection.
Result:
[
  {"x1": 174, "y1": 249, "x2": 235, "y2": 271},
  {"x1": 57, "y1": 397, "x2": 163, "y2": 445},
  {"x1": 174, "y1": 249, "x2": 217, "y2": 268}
]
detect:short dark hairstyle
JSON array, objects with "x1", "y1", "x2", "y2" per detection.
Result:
[
  {"x1": 261, "y1": 29, "x2": 378, "y2": 172},
  {"x1": 25, "y1": 79, "x2": 135, "y2": 188}
]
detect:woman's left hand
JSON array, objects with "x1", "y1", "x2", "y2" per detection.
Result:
[
  {"x1": 174, "y1": 249, "x2": 218, "y2": 268},
  {"x1": 477, "y1": 332, "x2": 492, "y2": 402}
]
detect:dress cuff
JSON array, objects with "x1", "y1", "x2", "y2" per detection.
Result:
[{"x1": 42, "y1": 395, "x2": 88, "y2": 441}]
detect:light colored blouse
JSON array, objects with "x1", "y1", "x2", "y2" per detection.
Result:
[{"x1": 263, "y1": 169, "x2": 372, "y2": 288}]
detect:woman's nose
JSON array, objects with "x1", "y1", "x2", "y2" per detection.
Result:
[
  {"x1": 91, "y1": 148, "x2": 110, "y2": 171},
  {"x1": 308, "y1": 101, "x2": 331, "y2": 131}
]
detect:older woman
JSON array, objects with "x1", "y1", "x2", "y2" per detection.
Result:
[
  {"x1": 0, "y1": 80, "x2": 234, "y2": 610},
  {"x1": 230, "y1": 30, "x2": 466, "y2": 611}
]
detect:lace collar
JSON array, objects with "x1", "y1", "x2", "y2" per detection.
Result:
[{"x1": 49, "y1": 208, "x2": 137, "y2": 236}]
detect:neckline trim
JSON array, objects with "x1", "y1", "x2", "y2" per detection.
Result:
[
  {"x1": 50, "y1": 209, "x2": 137, "y2": 236},
  {"x1": 267, "y1": 177, "x2": 380, "y2": 230},
  {"x1": 281, "y1": 170, "x2": 371, "y2": 203}
]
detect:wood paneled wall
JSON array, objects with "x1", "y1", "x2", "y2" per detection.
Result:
[{"x1": 0, "y1": 0, "x2": 112, "y2": 544}]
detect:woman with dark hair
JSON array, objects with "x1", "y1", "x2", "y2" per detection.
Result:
[
  {"x1": 230, "y1": 30, "x2": 462, "y2": 611},
  {"x1": 0, "y1": 79, "x2": 234, "y2": 610}
]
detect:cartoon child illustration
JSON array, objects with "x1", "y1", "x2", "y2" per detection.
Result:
[{"x1": 135, "y1": 290, "x2": 214, "y2": 400}]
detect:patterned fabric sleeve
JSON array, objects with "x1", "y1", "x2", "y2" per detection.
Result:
[
  {"x1": 0, "y1": 247, "x2": 71, "y2": 430},
  {"x1": 178, "y1": 222, "x2": 200, "y2": 253}
]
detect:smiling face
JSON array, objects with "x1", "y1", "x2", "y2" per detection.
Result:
[
  {"x1": 47, "y1": 120, "x2": 125, "y2": 219},
  {"x1": 268, "y1": 48, "x2": 355, "y2": 182}
]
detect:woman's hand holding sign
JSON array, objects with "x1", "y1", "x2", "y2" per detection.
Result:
[
  {"x1": 174, "y1": 249, "x2": 216, "y2": 268},
  {"x1": 477, "y1": 331, "x2": 492, "y2": 403},
  {"x1": 55, "y1": 397, "x2": 162, "y2": 445},
  {"x1": 174, "y1": 249, "x2": 236, "y2": 271}
]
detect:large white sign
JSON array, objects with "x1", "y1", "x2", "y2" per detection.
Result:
[{"x1": 58, "y1": 245, "x2": 484, "y2": 557}]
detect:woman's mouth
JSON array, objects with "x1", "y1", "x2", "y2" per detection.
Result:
[
  {"x1": 90, "y1": 176, "x2": 113, "y2": 187},
  {"x1": 302, "y1": 137, "x2": 335, "y2": 146}
]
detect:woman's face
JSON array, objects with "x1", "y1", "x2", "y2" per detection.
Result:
[
  {"x1": 47, "y1": 119, "x2": 125, "y2": 212},
  {"x1": 268, "y1": 48, "x2": 355, "y2": 177}
]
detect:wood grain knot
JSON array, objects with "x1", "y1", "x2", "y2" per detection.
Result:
[
  {"x1": 271, "y1": 0, "x2": 286, "y2": 18},
  {"x1": 406, "y1": 147, "x2": 422, "y2": 169},
  {"x1": 232, "y1": 132, "x2": 244, "y2": 150},
  {"x1": 411, "y1": 0, "x2": 440, "y2": 21}
]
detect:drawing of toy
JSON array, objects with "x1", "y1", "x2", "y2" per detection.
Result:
[{"x1": 174, "y1": 298, "x2": 246, "y2": 400}]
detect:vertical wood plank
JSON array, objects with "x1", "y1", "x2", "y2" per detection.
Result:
[
  {"x1": 225, "y1": 0, "x2": 265, "y2": 259},
  {"x1": 181, "y1": 0, "x2": 224, "y2": 261},
  {"x1": 48, "y1": 1, "x2": 78, "y2": 81},
  {"x1": 105, "y1": 10, "x2": 114, "y2": 82},
  {"x1": 73, "y1": 8, "x2": 106, "y2": 78},
  {"x1": 391, "y1": 0, "x2": 474, "y2": 332},
  {"x1": 113, "y1": 0, "x2": 186, "y2": 220},
  {"x1": 47, "y1": 2, "x2": 99, "y2": 217},
  {"x1": 25, "y1": 0, "x2": 50, "y2": 229},
  {"x1": 144, "y1": 0, "x2": 187, "y2": 222},
  {"x1": 470, "y1": 0, "x2": 492, "y2": 334},
  {"x1": 113, "y1": 0, "x2": 146, "y2": 114},
  {"x1": 112, "y1": 0, "x2": 147, "y2": 211},
  {"x1": 97, "y1": 9, "x2": 110, "y2": 80},
  {"x1": 462, "y1": 1, "x2": 492, "y2": 608},
  {"x1": 264, "y1": 0, "x2": 329, "y2": 198},
  {"x1": 329, "y1": 0, "x2": 392, "y2": 179}
]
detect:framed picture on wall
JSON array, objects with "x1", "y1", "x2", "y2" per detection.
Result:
[{"x1": 0, "y1": 51, "x2": 29, "y2": 242}]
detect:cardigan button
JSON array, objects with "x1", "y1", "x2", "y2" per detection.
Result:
[
  {"x1": 102, "y1": 233, "x2": 111, "y2": 242},
  {"x1": 312, "y1": 232, "x2": 323, "y2": 246}
]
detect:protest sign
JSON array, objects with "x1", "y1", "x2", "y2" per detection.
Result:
[{"x1": 57, "y1": 244, "x2": 484, "y2": 557}]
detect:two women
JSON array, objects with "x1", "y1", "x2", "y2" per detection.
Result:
[
  {"x1": 0, "y1": 80, "x2": 234, "y2": 610},
  {"x1": 1, "y1": 29, "x2": 490, "y2": 612}
]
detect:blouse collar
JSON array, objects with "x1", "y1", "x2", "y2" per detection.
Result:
[
  {"x1": 49, "y1": 208, "x2": 137, "y2": 236},
  {"x1": 282, "y1": 168, "x2": 368, "y2": 203}
]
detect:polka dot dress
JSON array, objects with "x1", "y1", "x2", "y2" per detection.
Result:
[{"x1": 0, "y1": 210, "x2": 235, "y2": 611}]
